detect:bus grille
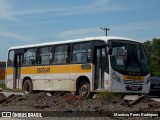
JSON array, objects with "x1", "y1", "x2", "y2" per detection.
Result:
[{"x1": 124, "y1": 80, "x2": 144, "y2": 84}]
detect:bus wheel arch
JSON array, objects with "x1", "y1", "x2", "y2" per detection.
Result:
[
  {"x1": 22, "y1": 77, "x2": 33, "y2": 94},
  {"x1": 76, "y1": 76, "x2": 94, "y2": 98}
]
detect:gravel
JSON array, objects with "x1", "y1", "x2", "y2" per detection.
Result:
[{"x1": 0, "y1": 92, "x2": 160, "y2": 119}]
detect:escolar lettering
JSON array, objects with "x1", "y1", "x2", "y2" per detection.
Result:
[
  {"x1": 37, "y1": 67, "x2": 50, "y2": 73},
  {"x1": 127, "y1": 76, "x2": 141, "y2": 80}
]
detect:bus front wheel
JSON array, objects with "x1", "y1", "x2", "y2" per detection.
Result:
[
  {"x1": 23, "y1": 79, "x2": 33, "y2": 94},
  {"x1": 78, "y1": 81, "x2": 93, "y2": 98}
]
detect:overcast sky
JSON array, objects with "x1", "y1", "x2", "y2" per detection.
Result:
[{"x1": 0, "y1": 0, "x2": 160, "y2": 61}]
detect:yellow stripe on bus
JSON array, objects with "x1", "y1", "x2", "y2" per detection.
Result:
[
  {"x1": 124, "y1": 75, "x2": 144, "y2": 80},
  {"x1": 6, "y1": 64, "x2": 92, "y2": 74},
  {"x1": 69, "y1": 64, "x2": 92, "y2": 73},
  {"x1": 6, "y1": 67, "x2": 13, "y2": 74}
]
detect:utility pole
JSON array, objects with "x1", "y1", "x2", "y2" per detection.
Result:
[{"x1": 100, "y1": 27, "x2": 110, "y2": 36}]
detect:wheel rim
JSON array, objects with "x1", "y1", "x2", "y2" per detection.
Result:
[
  {"x1": 23, "y1": 82, "x2": 30, "y2": 94},
  {"x1": 80, "y1": 84, "x2": 89, "y2": 97}
]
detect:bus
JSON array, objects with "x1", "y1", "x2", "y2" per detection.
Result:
[{"x1": 5, "y1": 36, "x2": 150, "y2": 98}]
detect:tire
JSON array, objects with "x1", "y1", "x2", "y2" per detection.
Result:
[
  {"x1": 78, "y1": 81, "x2": 94, "y2": 98},
  {"x1": 23, "y1": 79, "x2": 33, "y2": 94}
]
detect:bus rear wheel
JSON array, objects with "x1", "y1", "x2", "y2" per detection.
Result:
[
  {"x1": 78, "y1": 81, "x2": 93, "y2": 98},
  {"x1": 23, "y1": 79, "x2": 33, "y2": 94}
]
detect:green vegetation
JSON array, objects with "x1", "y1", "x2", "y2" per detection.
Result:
[
  {"x1": 143, "y1": 38, "x2": 160, "y2": 76},
  {"x1": 11, "y1": 89, "x2": 23, "y2": 92},
  {"x1": 0, "y1": 83, "x2": 7, "y2": 90},
  {"x1": 0, "y1": 83, "x2": 23, "y2": 92},
  {"x1": 96, "y1": 91, "x2": 123, "y2": 102}
]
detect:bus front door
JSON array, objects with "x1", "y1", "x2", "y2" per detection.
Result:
[
  {"x1": 14, "y1": 54, "x2": 22, "y2": 89},
  {"x1": 94, "y1": 47, "x2": 109, "y2": 90}
]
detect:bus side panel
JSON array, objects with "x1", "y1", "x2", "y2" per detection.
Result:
[
  {"x1": 20, "y1": 64, "x2": 93, "y2": 92},
  {"x1": 69, "y1": 64, "x2": 93, "y2": 90},
  {"x1": 6, "y1": 67, "x2": 14, "y2": 89},
  {"x1": 52, "y1": 78, "x2": 76, "y2": 91},
  {"x1": 31, "y1": 74, "x2": 75, "y2": 91},
  {"x1": 21, "y1": 65, "x2": 73, "y2": 91}
]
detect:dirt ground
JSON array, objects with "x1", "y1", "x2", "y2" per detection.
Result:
[{"x1": 0, "y1": 92, "x2": 160, "y2": 119}]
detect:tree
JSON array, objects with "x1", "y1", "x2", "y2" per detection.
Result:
[{"x1": 143, "y1": 38, "x2": 160, "y2": 76}]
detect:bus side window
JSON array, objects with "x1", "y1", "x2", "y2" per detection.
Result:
[
  {"x1": 31, "y1": 59, "x2": 35, "y2": 65},
  {"x1": 37, "y1": 47, "x2": 52, "y2": 65},
  {"x1": 23, "y1": 48, "x2": 36, "y2": 65},
  {"x1": 81, "y1": 43, "x2": 91, "y2": 62},
  {"x1": 72, "y1": 44, "x2": 80, "y2": 63},
  {"x1": 71, "y1": 42, "x2": 91, "y2": 63},
  {"x1": 7, "y1": 50, "x2": 15, "y2": 67},
  {"x1": 72, "y1": 53, "x2": 77, "y2": 62},
  {"x1": 53, "y1": 45, "x2": 68, "y2": 64}
]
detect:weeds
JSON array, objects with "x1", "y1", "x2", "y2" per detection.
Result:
[
  {"x1": 0, "y1": 83, "x2": 7, "y2": 90},
  {"x1": 96, "y1": 91, "x2": 123, "y2": 102},
  {"x1": 0, "y1": 83, "x2": 23, "y2": 92}
]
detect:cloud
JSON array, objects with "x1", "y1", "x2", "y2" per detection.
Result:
[
  {"x1": 13, "y1": 7, "x2": 68, "y2": 16},
  {"x1": 76, "y1": 0, "x2": 128, "y2": 14},
  {"x1": 110, "y1": 20, "x2": 160, "y2": 41},
  {"x1": 55, "y1": 20, "x2": 160, "y2": 40},
  {"x1": 111, "y1": 20, "x2": 160, "y2": 32},
  {"x1": 12, "y1": 0, "x2": 128, "y2": 16},
  {"x1": 56, "y1": 28, "x2": 102, "y2": 39},
  {"x1": 60, "y1": 0, "x2": 112, "y2": 15},
  {"x1": 62, "y1": 0, "x2": 130, "y2": 15},
  {"x1": 0, "y1": 31, "x2": 27, "y2": 41},
  {"x1": 0, "y1": 0, "x2": 17, "y2": 20},
  {"x1": 0, "y1": 0, "x2": 133, "y2": 20}
]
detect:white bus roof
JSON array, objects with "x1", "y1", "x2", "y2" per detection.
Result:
[{"x1": 9, "y1": 36, "x2": 138, "y2": 50}]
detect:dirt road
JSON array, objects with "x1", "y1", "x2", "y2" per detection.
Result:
[{"x1": 0, "y1": 92, "x2": 160, "y2": 119}]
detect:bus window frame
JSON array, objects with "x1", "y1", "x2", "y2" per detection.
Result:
[
  {"x1": 7, "y1": 50, "x2": 15, "y2": 67},
  {"x1": 71, "y1": 41, "x2": 92, "y2": 64},
  {"x1": 22, "y1": 47, "x2": 37, "y2": 66},
  {"x1": 36, "y1": 45, "x2": 53, "y2": 65},
  {"x1": 52, "y1": 43, "x2": 70, "y2": 65}
]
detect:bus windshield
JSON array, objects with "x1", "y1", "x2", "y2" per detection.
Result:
[{"x1": 109, "y1": 40, "x2": 149, "y2": 75}]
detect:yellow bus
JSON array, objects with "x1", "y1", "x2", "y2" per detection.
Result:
[{"x1": 5, "y1": 36, "x2": 150, "y2": 98}]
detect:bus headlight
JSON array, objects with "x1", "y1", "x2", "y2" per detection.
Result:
[{"x1": 112, "y1": 74, "x2": 116, "y2": 79}]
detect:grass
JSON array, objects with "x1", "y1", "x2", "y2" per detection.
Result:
[
  {"x1": 96, "y1": 91, "x2": 123, "y2": 102},
  {"x1": 0, "y1": 83, "x2": 23, "y2": 92},
  {"x1": 0, "y1": 83, "x2": 7, "y2": 90}
]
